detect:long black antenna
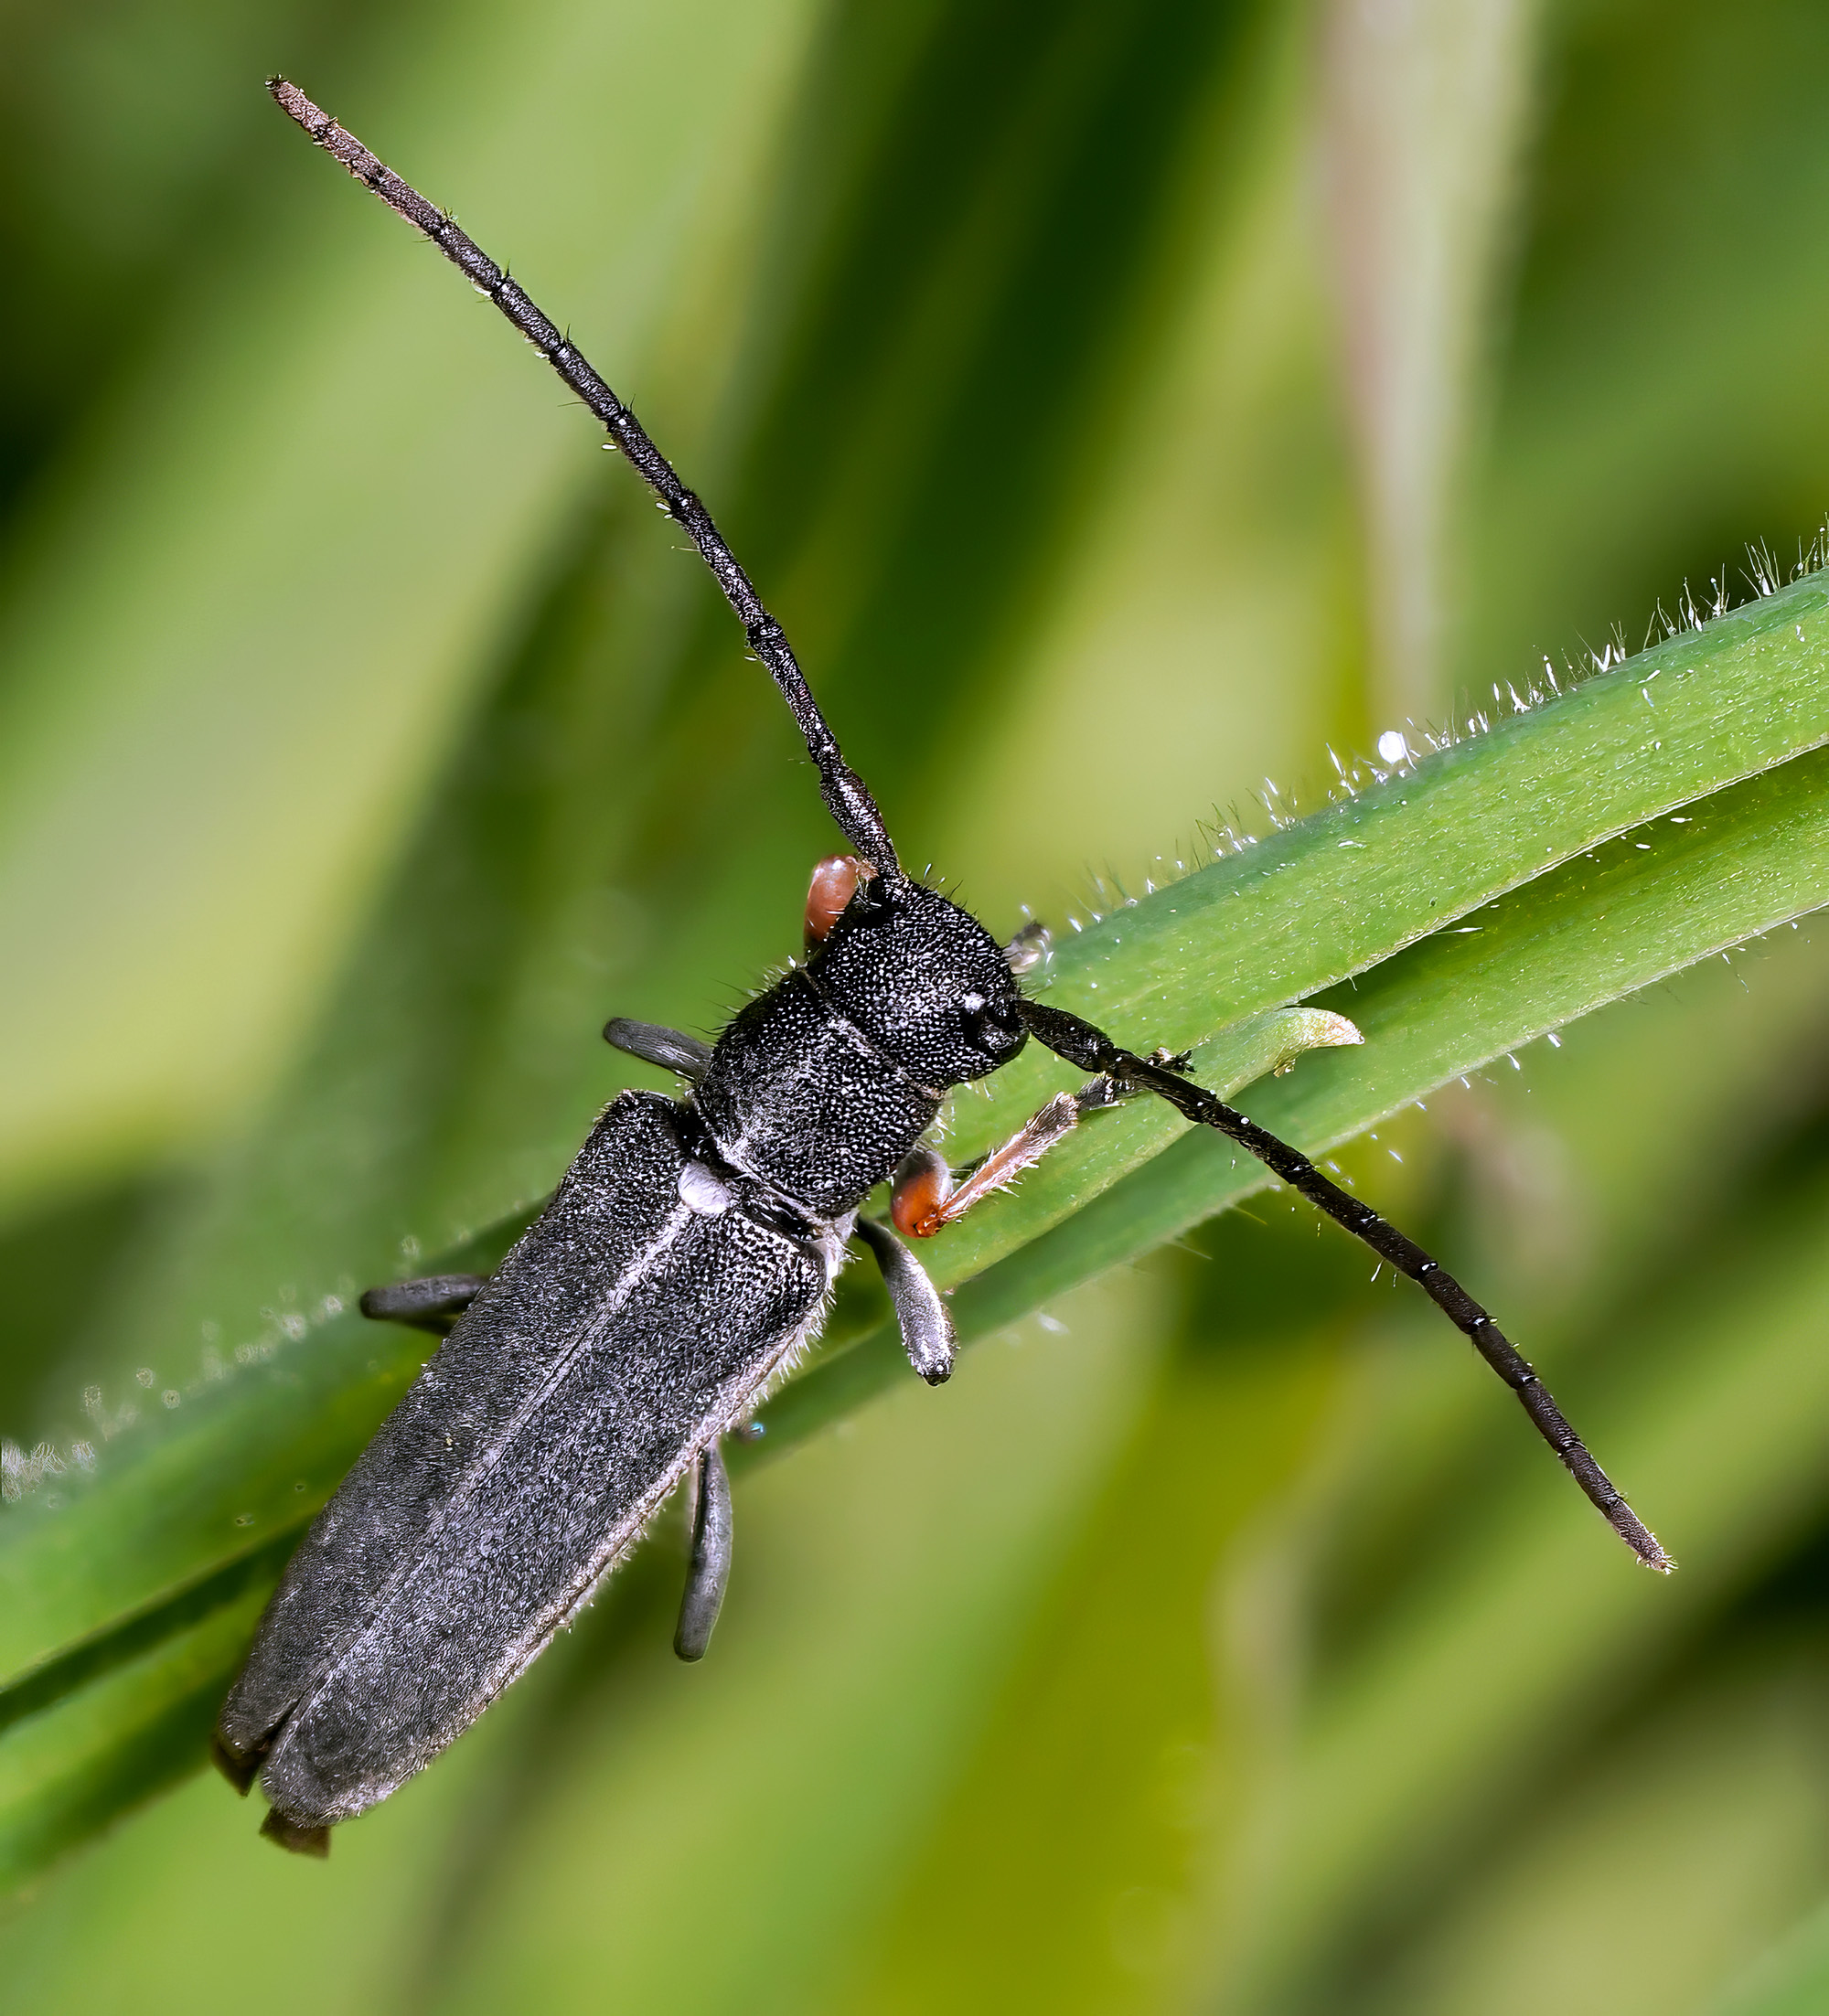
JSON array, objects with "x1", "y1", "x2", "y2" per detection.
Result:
[
  {"x1": 1020, "y1": 999, "x2": 1674, "y2": 1573},
  {"x1": 268, "y1": 78, "x2": 900, "y2": 879}
]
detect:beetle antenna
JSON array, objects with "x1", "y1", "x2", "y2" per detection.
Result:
[
  {"x1": 266, "y1": 78, "x2": 900, "y2": 879},
  {"x1": 1018, "y1": 998, "x2": 1674, "y2": 1573}
]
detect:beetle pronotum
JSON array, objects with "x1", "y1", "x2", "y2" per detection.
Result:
[{"x1": 214, "y1": 80, "x2": 1671, "y2": 1858}]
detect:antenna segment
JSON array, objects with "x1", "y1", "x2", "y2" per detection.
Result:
[{"x1": 268, "y1": 78, "x2": 899, "y2": 878}]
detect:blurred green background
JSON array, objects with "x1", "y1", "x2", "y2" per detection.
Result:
[{"x1": 3, "y1": 0, "x2": 1828, "y2": 2010}]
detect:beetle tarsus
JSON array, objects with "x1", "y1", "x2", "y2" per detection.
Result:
[{"x1": 675, "y1": 1441, "x2": 733, "y2": 1661}]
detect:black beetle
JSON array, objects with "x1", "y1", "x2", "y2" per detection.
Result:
[{"x1": 214, "y1": 80, "x2": 1672, "y2": 1858}]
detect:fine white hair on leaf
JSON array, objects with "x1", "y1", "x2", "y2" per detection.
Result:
[{"x1": 1096, "y1": 528, "x2": 1829, "y2": 909}]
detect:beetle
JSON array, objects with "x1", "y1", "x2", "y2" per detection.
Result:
[{"x1": 213, "y1": 80, "x2": 1673, "y2": 1857}]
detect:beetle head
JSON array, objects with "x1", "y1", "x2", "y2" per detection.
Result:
[{"x1": 808, "y1": 868, "x2": 1026, "y2": 1088}]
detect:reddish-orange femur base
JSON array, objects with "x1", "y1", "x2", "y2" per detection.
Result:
[
  {"x1": 891, "y1": 1147, "x2": 952, "y2": 1241},
  {"x1": 804, "y1": 855, "x2": 873, "y2": 950}
]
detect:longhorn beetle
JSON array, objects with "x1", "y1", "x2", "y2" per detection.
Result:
[{"x1": 215, "y1": 80, "x2": 1673, "y2": 1857}]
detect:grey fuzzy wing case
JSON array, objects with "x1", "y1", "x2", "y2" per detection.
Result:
[{"x1": 220, "y1": 1090, "x2": 827, "y2": 1825}]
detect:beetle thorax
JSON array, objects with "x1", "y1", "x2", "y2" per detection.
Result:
[{"x1": 690, "y1": 879, "x2": 1026, "y2": 1218}]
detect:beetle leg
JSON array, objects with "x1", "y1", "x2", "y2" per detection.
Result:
[
  {"x1": 889, "y1": 1078, "x2": 1120, "y2": 1241},
  {"x1": 602, "y1": 1018, "x2": 714, "y2": 1083},
  {"x1": 358, "y1": 1273, "x2": 489, "y2": 1334},
  {"x1": 854, "y1": 1217, "x2": 955, "y2": 1384},
  {"x1": 674, "y1": 1439, "x2": 733, "y2": 1661}
]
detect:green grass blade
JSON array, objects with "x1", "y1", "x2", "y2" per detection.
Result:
[
  {"x1": 938, "y1": 568, "x2": 1829, "y2": 1163},
  {"x1": 2, "y1": 595, "x2": 1825, "y2": 1891},
  {"x1": 0, "y1": 1595, "x2": 267, "y2": 1894},
  {"x1": 1712, "y1": 1904, "x2": 1829, "y2": 2016},
  {"x1": 763, "y1": 733, "x2": 1829, "y2": 1447}
]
